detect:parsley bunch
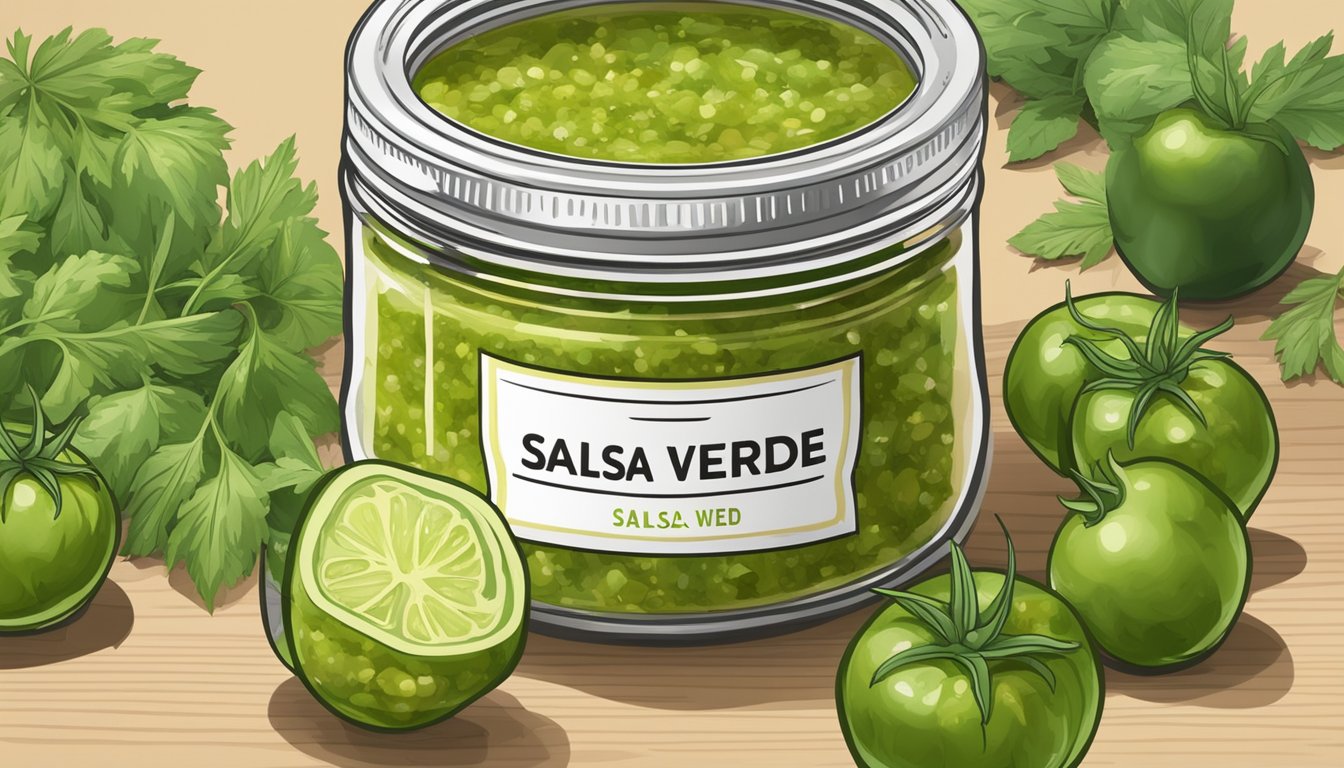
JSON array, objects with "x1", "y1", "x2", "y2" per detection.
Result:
[
  {"x1": 964, "y1": 0, "x2": 1344, "y2": 384},
  {"x1": 0, "y1": 29, "x2": 341, "y2": 607}
]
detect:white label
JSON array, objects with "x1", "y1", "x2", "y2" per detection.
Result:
[{"x1": 479, "y1": 353, "x2": 862, "y2": 555}]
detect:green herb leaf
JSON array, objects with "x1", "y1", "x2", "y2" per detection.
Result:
[
  {"x1": 211, "y1": 137, "x2": 313, "y2": 273},
  {"x1": 960, "y1": 0, "x2": 1117, "y2": 159},
  {"x1": 164, "y1": 445, "x2": 270, "y2": 611},
  {"x1": 259, "y1": 411, "x2": 326, "y2": 584},
  {"x1": 49, "y1": 173, "x2": 119, "y2": 259},
  {"x1": 1008, "y1": 164, "x2": 1113, "y2": 268},
  {"x1": 214, "y1": 315, "x2": 338, "y2": 460},
  {"x1": 0, "y1": 214, "x2": 39, "y2": 303},
  {"x1": 74, "y1": 383, "x2": 206, "y2": 500},
  {"x1": 17, "y1": 251, "x2": 137, "y2": 334},
  {"x1": 248, "y1": 215, "x2": 343, "y2": 352},
  {"x1": 25, "y1": 312, "x2": 241, "y2": 419},
  {"x1": 122, "y1": 437, "x2": 206, "y2": 556},
  {"x1": 112, "y1": 106, "x2": 232, "y2": 239},
  {"x1": 1084, "y1": 31, "x2": 1194, "y2": 135},
  {"x1": 1263, "y1": 267, "x2": 1344, "y2": 384},
  {"x1": 1244, "y1": 35, "x2": 1344, "y2": 150},
  {"x1": 1054, "y1": 162, "x2": 1108, "y2": 203},
  {"x1": 0, "y1": 28, "x2": 198, "y2": 132},
  {"x1": 0, "y1": 114, "x2": 66, "y2": 220},
  {"x1": 1006, "y1": 94, "x2": 1086, "y2": 162},
  {"x1": 264, "y1": 411, "x2": 326, "y2": 487},
  {"x1": 0, "y1": 28, "x2": 342, "y2": 607}
]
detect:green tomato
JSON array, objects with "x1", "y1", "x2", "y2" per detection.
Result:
[
  {"x1": 0, "y1": 447, "x2": 120, "y2": 633},
  {"x1": 837, "y1": 572, "x2": 1102, "y2": 768},
  {"x1": 1004, "y1": 292, "x2": 1173, "y2": 474},
  {"x1": 1071, "y1": 359, "x2": 1278, "y2": 518},
  {"x1": 1107, "y1": 107, "x2": 1314, "y2": 301},
  {"x1": 1048, "y1": 458, "x2": 1251, "y2": 670}
]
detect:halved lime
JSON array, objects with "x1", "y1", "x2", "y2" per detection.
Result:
[{"x1": 283, "y1": 461, "x2": 528, "y2": 730}]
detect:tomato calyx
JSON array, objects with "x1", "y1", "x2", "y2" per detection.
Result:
[
  {"x1": 869, "y1": 517, "x2": 1081, "y2": 726},
  {"x1": 1061, "y1": 453, "x2": 1127, "y2": 528},
  {"x1": 0, "y1": 387, "x2": 98, "y2": 522},
  {"x1": 1064, "y1": 284, "x2": 1233, "y2": 448}
]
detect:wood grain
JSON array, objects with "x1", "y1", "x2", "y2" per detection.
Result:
[{"x1": 2, "y1": 1, "x2": 1343, "y2": 766}]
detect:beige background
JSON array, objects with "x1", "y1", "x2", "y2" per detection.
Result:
[{"x1": 2, "y1": 1, "x2": 1343, "y2": 766}]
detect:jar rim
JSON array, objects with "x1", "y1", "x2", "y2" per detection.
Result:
[{"x1": 344, "y1": 0, "x2": 986, "y2": 277}]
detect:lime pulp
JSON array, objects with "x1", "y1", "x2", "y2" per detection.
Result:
[{"x1": 285, "y1": 462, "x2": 527, "y2": 730}]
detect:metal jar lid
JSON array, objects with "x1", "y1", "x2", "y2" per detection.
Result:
[{"x1": 344, "y1": 0, "x2": 987, "y2": 282}]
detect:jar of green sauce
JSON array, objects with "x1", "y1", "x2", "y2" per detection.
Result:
[{"x1": 340, "y1": 0, "x2": 988, "y2": 641}]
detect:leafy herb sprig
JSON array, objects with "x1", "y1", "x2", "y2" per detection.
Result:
[
  {"x1": 990, "y1": 0, "x2": 1344, "y2": 265},
  {"x1": 965, "y1": 0, "x2": 1344, "y2": 163},
  {"x1": 1064, "y1": 285, "x2": 1233, "y2": 447},
  {"x1": 869, "y1": 519, "x2": 1081, "y2": 725},
  {"x1": 1262, "y1": 267, "x2": 1344, "y2": 384},
  {"x1": 0, "y1": 29, "x2": 342, "y2": 607}
]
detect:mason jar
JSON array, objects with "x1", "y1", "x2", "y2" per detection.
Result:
[{"x1": 335, "y1": 0, "x2": 988, "y2": 642}]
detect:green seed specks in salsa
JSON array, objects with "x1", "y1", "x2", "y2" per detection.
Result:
[
  {"x1": 413, "y1": 2, "x2": 916, "y2": 163},
  {"x1": 340, "y1": 0, "x2": 990, "y2": 636},
  {"x1": 359, "y1": 224, "x2": 966, "y2": 614}
]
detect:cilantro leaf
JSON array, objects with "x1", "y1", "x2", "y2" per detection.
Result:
[
  {"x1": 1007, "y1": 94, "x2": 1086, "y2": 162},
  {"x1": 0, "y1": 114, "x2": 67, "y2": 220},
  {"x1": 122, "y1": 437, "x2": 206, "y2": 556},
  {"x1": 0, "y1": 29, "x2": 343, "y2": 608},
  {"x1": 0, "y1": 28, "x2": 198, "y2": 136},
  {"x1": 259, "y1": 412, "x2": 327, "y2": 583},
  {"x1": 264, "y1": 411, "x2": 326, "y2": 490},
  {"x1": 164, "y1": 445, "x2": 270, "y2": 611},
  {"x1": 112, "y1": 106, "x2": 231, "y2": 240},
  {"x1": 1263, "y1": 268, "x2": 1344, "y2": 384},
  {"x1": 1008, "y1": 163, "x2": 1114, "y2": 268},
  {"x1": 1244, "y1": 35, "x2": 1344, "y2": 151},
  {"x1": 49, "y1": 173, "x2": 119, "y2": 259},
  {"x1": 25, "y1": 312, "x2": 242, "y2": 419},
  {"x1": 17, "y1": 251, "x2": 137, "y2": 333},
  {"x1": 74, "y1": 383, "x2": 205, "y2": 500},
  {"x1": 1085, "y1": 31, "x2": 1194, "y2": 131},
  {"x1": 250, "y1": 215, "x2": 343, "y2": 351},
  {"x1": 183, "y1": 137, "x2": 315, "y2": 315},
  {"x1": 0, "y1": 214, "x2": 39, "y2": 302},
  {"x1": 1054, "y1": 161, "x2": 1108, "y2": 202},
  {"x1": 214, "y1": 311, "x2": 338, "y2": 460},
  {"x1": 960, "y1": 0, "x2": 1118, "y2": 159}
]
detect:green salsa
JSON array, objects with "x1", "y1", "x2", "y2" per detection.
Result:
[
  {"x1": 356, "y1": 224, "x2": 967, "y2": 614},
  {"x1": 414, "y1": 2, "x2": 916, "y2": 163}
]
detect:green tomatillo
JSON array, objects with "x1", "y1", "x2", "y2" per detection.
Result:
[
  {"x1": 1003, "y1": 287, "x2": 1188, "y2": 475},
  {"x1": 837, "y1": 520, "x2": 1103, "y2": 768},
  {"x1": 0, "y1": 390, "x2": 120, "y2": 633},
  {"x1": 1106, "y1": 106, "x2": 1314, "y2": 301},
  {"x1": 1048, "y1": 455, "x2": 1251, "y2": 671},
  {"x1": 1063, "y1": 289, "x2": 1277, "y2": 519}
]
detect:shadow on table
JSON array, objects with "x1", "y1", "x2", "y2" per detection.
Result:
[
  {"x1": 268, "y1": 678, "x2": 570, "y2": 767},
  {"x1": 0, "y1": 580, "x2": 134, "y2": 668},
  {"x1": 517, "y1": 610, "x2": 865, "y2": 711},
  {"x1": 1247, "y1": 528, "x2": 1308, "y2": 594},
  {"x1": 1105, "y1": 615, "x2": 1294, "y2": 708}
]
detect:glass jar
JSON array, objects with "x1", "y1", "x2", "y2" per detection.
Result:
[{"x1": 339, "y1": 0, "x2": 988, "y2": 641}]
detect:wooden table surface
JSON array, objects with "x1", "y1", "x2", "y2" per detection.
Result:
[{"x1": 3, "y1": 1, "x2": 1343, "y2": 766}]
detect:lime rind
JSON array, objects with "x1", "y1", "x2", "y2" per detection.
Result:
[{"x1": 294, "y1": 465, "x2": 525, "y2": 658}]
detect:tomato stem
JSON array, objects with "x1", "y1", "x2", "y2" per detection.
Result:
[
  {"x1": 1064, "y1": 285, "x2": 1233, "y2": 449},
  {"x1": 1062, "y1": 454, "x2": 1128, "y2": 527},
  {"x1": 868, "y1": 517, "x2": 1081, "y2": 726},
  {"x1": 0, "y1": 386, "x2": 99, "y2": 521}
]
